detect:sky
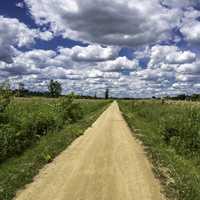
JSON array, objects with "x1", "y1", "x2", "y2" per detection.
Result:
[{"x1": 1, "y1": 0, "x2": 200, "y2": 98}]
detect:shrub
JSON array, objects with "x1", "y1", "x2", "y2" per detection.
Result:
[
  {"x1": 22, "y1": 112, "x2": 56, "y2": 136},
  {"x1": 58, "y1": 95, "x2": 83, "y2": 123},
  {"x1": 0, "y1": 97, "x2": 108, "y2": 162},
  {"x1": 0, "y1": 81, "x2": 13, "y2": 113},
  {"x1": 0, "y1": 125, "x2": 17, "y2": 161},
  {"x1": 0, "y1": 99, "x2": 58, "y2": 162},
  {"x1": 0, "y1": 113, "x2": 8, "y2": 124},
  {"x1": 161, "y1": 107, "x2": 200, "y2": 155},
  {"x1": 118, "y1": 100, "x2": 200, "y2": 200}
]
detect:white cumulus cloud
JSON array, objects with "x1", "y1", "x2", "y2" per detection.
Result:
[{"x1": 25, "y1": 0, "x2": 182, "y2": 47}]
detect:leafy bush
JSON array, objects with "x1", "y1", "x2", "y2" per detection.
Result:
[
  {"x1": 0, "y1": 81, "x2": 13, "y2": 113},
  {"x1": 0, "y1": 99, "x2": 109, "y2": 200},
  {"x1": 0, "y1": 113, "x2": 8, "y2": 124},
  {"x1": 0, "y1": 125, "x2": 16, "y2": 161},
  {"x1": 121, "y1": 100, "x2": 200, "y2": 156},
  {"x1": 0, "y1": 100, "x2": 61, "y2": 162},
  {"x1": 22, "y1": 112, "x2": 57, "y2": 136},
  {"x1": 0, "y1": 124, "x2": 36, "y2": 162},
  {"x1": 119, "y1": 100, "x2": 200, "y2": 200},
  {"x1": 0, "y1": 97, "x2": 108, "y2": 162},
  {"x1": 58, "y1": 95, "x2": 83, "y2": 123},
  {"x1": 161, "y1": 107, "x2": 200, "y2": 155}
]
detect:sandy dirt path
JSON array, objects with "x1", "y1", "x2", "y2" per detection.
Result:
[{"x1": 14, "y1": 101, "x2": 165, "y2": 200}]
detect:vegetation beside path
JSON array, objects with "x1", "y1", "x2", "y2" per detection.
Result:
[
  {"x1": 119, "y1": 100, "x2": 200, "y2": 200},
  {"x1": 0, "y1": 96, "x2": 110, "y2": 200}
]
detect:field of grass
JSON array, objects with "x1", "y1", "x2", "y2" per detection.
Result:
[
  {"x1": 119, "y1": 100, "x2": 200, "y2": 200},
  {"x1": 0, "y1": 97, "x2": 110, "y2": 200}
]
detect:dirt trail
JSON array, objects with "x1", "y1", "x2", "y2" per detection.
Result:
[{"x1": 14, "y1": 101, "x2": 165, "y2": 200}]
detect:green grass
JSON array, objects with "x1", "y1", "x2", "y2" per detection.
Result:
[
  {"x1": 0, "y1": 98, "x2": 110, "y2": 200},
  {"x1": 118, "y1": 100, "x2": 200, "y2": 200},
  {"x1": 0, "y1": 97, "x2": 110, "y2": 162}
]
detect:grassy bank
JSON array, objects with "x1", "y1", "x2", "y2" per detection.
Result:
[
  {"x1": 119, "y1": 100, "x2": 200, "y2": 200},
  {"x1": 0, "y1": 98, "x2": 110, "y2": 200},
  {"x1": 0, "y1": 97, "x2": 109, "y2": 162}
]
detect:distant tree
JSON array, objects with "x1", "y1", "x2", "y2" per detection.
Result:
[
  {"x1": 105, "y1": 88, "x2": 109, "y2": 99},
  {"x1": 17, "y1": 82, "x2": 25, "y2": 97},
  {"x1": 191, "y1": 94, "x2": 200, "y2": 101},
  {"x1": 165, "y1": 96, "x2": 170, "y2": 100},
  {"x1": 48, "y1": 80, "x2": 62, "y2": 97},
  {"x1": 177, "y1": 94, "x2": 186, "y2": 100},
  {"x1": 0, "y1": 81, "x2": 13, "y2": 112}
]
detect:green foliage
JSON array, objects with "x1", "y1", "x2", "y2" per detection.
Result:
[
  {"x1": 48, "y1": 80, "x2": 62, "y2": 97},
  {"x1": 0, "y1": 81, "x2": 13, "y2": 113},
  {"x1": 16, "y1": 83, "x2": 25, "y2": 97},
  {"x1": 0, "y1": 125, "x2": 16, "y2": 161},
  {"x1": 161, "y1": 107, "x2": 200, "y2": 154},
  {"x1": 58, "y1": 94, "x2": 83, "y2": 123},
  {"x1": 119, "y1": 100, "x2": 200, "y2": 200},
  {"x1": 0, "y1": 97, "x2": 109, "y2": 163},
  {"x1": 0, "y1": 98, "x2": 109, "y2": 200},
  {"x1": 41, "y1": 152, "x2": 53, "y2": 163}
]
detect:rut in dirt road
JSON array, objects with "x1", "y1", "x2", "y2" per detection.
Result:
[{"x1": 14, "y1": 101, "x2": 165, "y2": 200}]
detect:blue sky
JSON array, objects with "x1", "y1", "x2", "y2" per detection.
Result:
[{"x1": 1, "y1": 0, "x2": 200, "y2": 97}]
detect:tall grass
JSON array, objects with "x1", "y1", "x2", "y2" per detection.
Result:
[
  {"x1": 0, "y1": 97, "x2": 109, "y2": 200},
  {"x1": 119, "y1": 100, "x2": 200, "y2": 200},
  {"x1": 0, "y1": 96, "x2": 109, "y2": 162}
]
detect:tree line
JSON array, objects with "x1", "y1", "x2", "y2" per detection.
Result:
[
  {"x1": 164, "y1": 94, "x2": 200, "y2": 101},
  {"x1": 1, "y1": 80, "x2": 110, "y2": 99}
]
